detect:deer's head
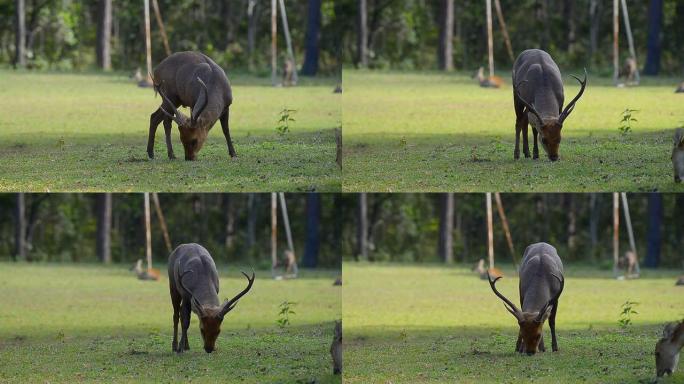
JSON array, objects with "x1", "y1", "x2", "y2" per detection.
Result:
[
  {"x1": 515, "y1": 69, "x2": 587, "y2": 162},
  {"x1": 487, "y1": 273, "x2": 564, "y2": 355},
  {"x1": 191, "y1": 271, "x2": 255, "y2": 353},
  {"x1": 158, "y1": 77, "x2": 211, "y2": 161},
  {"x1": 656, "y1": 320, "x2": 684, "y2": 377}
]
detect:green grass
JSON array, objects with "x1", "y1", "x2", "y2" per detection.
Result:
[
  {"x1": 0, "y1": 262, "x2": 341, "y2": 383},
  {"x1": 343, "y1": 262, "x2": 684, "y2": 383},
  {"x1": 0, "y1": 70, "x2": 340, "y2": 192},
  {"x1": 343, "y1": 70, "x2": 684, "y2": 192}
]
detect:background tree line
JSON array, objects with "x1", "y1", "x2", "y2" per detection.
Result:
[
  {"x1": 2, "y1": 0, "x2": 341, "y2": 75},
  {"x1": 343, "y1": 0, "x2": 684, "y2": 75},
  {"x1": 346, "y1": 193, "x2": 684, "y2": 268},
  {"x1": 0, "y1": 193, "x2": 343, "y2": 268}
]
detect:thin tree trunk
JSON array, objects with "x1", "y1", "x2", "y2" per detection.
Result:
[
  {"x1": 589, "y1": 0, "x2": 601, "y2": 62},
  {"x1": 144, "y1": 0, "x2": 152, "y2": 83},
  {"x1": 271, "y1": 0, "x2": 278, "y2": 86},
  {"x1": 486, "y1": 0, "x2": 494, "y2": 78},
  {"x1": 301, "y1": 0, "x2": 321, "y2": 76},
  {"x1": 620, "y1": 0, "x2": 639, "y2": 83},
  {"x1": 278, "y1": 0, "x2": 298, "y2": 84},
  {"x1": 538, "y1": 0, "x2": 549, "y2": 51},
  {"x1": 224, "y1": 194, "x2": 235, "y2": 249},
  {"x1": 613, "y1": 192, "x2": 620, "y2": 276},
  {"x1": 247, "y1": 194, "x2": 257, "y2": 250},
  {"x1": 357, "y1": 0, "x2": 368, "y2": 67},
  {"x1": 144, "y1": 193, "x2": 152, "y2": 270},
  {"x1": 486, "y1": 193, "x2": 494, "y2": 268},
  {"x1": 96, "y1": 0, "x2": 112, "y2": 70},
  {"x1": 644, "y1": 0, "x2": 663, "y2": 75},
  {"x1": 14, "y1": 193, "x2": 26, "y2": 261},
  {"x1": 438, "y1": 193, "x2": 454, "y2": 263},
  {"x1": 437, "y1": 0, "x2": 454, "y2": 71},
  {"x1": 152, "y1": 193, "x2": 172, "y2": 253},
  {"x1": 564, "y1": 0, "x2": 576, "y2": 54},
  {"x1": 613, "y1": 0, "x2": 619, "y2": 84},
  {"x1": 96, "y1": 193, "x2": 112, "y2": 264},
  {"x1": 247, "y1": 0, "x2": 259, "y2": 72},
  {"x1": 589, "y1": 193, "x2": 599, "y2": 262},
  {"x1": 303, "y1": 193, "x2": 321, "y2": 268},
  {"x1": 356, "y1": 193, "x2": 368, "y2": 261},
  {"x1": 271, "y1": 193, "x2": 278, "y2": 270},
  {"x1": 278, "y1": 193, "x2": 294, "y2": 255},
  {"x1": 494, "y1": 193, "x2": 516, "y2": 264},
  {"x1": 14, "y1": 0, "x2": 26, "y2": 67},
  {"x1": 151, "y1": 0, "x2": 171, "y2": 57},
  {"x1": 566, "y1": 194, "x2": 577, "y2": 258},
  {"x1": 646, "y1": 193, "x2": 663, "y2": 268},
  {"x1": 493, "y1": 0, "x2": 514, "y2": 63}
]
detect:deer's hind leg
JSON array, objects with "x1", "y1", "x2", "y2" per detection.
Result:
[
  {"x1": 170, "y1": 287, "x2": 181, "y2": 352},
  {"x1": 220, "y1": 107, "x2": 237, "y2": 158},
  {"x1": 163, "y1": 116, "x2": 176, "y2": 159},
  {"x1": 147, "y1": 108, "x2": 165, "y2": 159},
  {"x1": 177, "y1": 296, "x2": 191, "y2": 353},
  {"x1": 513, "y1": 97, "x2": 528, "y2": 160},
  {"x1": 549, "y1": 300, "x2": 559, "y2": 352}
]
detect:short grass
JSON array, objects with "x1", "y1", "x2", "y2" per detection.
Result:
[
  {"x1": 0, "y1": 262, "x2": 341, "y2": 383},
  {"x1": 343, "y1": 262, "x2": 684, "y2": 383},
  {"x1": 0, "y1": 70, "x2": 340, "y2": 192},
  {"x1": 343, "y1": 70, "x2": 684, "y2": 192}
]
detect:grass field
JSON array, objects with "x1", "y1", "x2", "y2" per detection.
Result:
[
  {"x1": 0, "y1": 263, "x2": 341, "y2": 383},
  {"x1": 0, "y1": 70, "x2": 340, "y2": 192},
  {"x1": 343, "y1": 70, "x2": 684, "y2": 192},
  {"x1": 343, "y1": 263, "x2": 684, "y2": 383}
]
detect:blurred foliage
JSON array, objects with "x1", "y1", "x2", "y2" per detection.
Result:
[
  {"x1": 0, "y1": 0, "x2": 341, "y2": 74},
  {"x1": 343, "y1": 193, "x2": 684, "y2": 267},
  {"x1": 0, "y1": 193, "x2": 345, "y2": 267},
  {"x1": 341, "y1": 0, "x2": 684, "y2": 74}
]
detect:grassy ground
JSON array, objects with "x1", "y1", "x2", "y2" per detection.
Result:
[
  {"x1": 343, "y1": 262, "x2": 684, "y2": 383},
  {"x1": 343, "y1": 70, "x2": 684, "y2": 192},
  {"x1": 0, "y1": 70, "x2": 340, "y2": 192},
  {"x1": 0, "y1": 263, "x2": 341, "y2": 383}
]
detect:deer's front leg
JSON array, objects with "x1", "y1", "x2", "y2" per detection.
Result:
[
  {"x1": 148, "y1": 109, "x2": 164, "y2": 159},
  {"x1": 163, "y1": 117, "x2": 176, "y2": 159},
  {"x1": 220, "y1": 107, "x2": 237, "y2": 158},
  {"x1": 170, "y1": 289, "x2": 181, "y2": 352},
  {"x1": 549, "y1": 300, "x2": 559, "y2": 352},
  {"x1": 532, "y1": 127, "x2": 539, "y2": 159},
  {"x1": 522, "y1": 124, "x2": 530, "y2": 158},
  {"x1": 514, "y1": 123, "x2": 521, "y2": 160},
  {"x1": 516, "y1": 334, "x2": 523, "y2": 353}
]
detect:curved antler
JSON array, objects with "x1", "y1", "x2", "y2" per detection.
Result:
[
  {"x1": 158, "y1": 87, "x2": 189, "y2": 126},
  {"x1": 514, "y1": 80, "x2": 544, "y2": 126},
  {"x1": 558, "y1": 68, "x2": 587, "y2": 125},
  {"x1": 487, "y1": 272, "x2": 522, "y2": 321},
  {"x1": 535, "y1": 273, "x2": 565, "y2": 323},
  {"x1": 191, "y1": 77, "x2": 209, "y2": 124},
  {"x1": 219, "y1": 270, "x2": 256, "y2": 318}
]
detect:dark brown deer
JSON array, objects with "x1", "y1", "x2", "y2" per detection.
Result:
[
  {"x1": 512, "y1": 49, "x2": 587, "y2": 161},
  {"x1": 168, "y1": 243, "x2": 254, "y2": 353},
  {"x1": 673, "y1": 128, "x2": 684, "y2": 183},
  {"x1": 656, "y1": 320, "x2": 684, "y2": 377},
  {"x1": 331, "y1": 320, "x2": 342, "y2": 375},
  {"x1": 148, "y1": 51, "x2": 236, "y2": 161},
  {"x1": 487, "y1": 242, "x2": 564, "y2": 355}
]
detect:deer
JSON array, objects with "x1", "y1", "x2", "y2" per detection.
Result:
[
  {"x1": 473, "y1": 66, "x2": 504, "y2": 88},
  {"x1": 168, "y1": 243, "x2": 254, "y2": 354},
  {"x1": 473, "y1": 258, "x2": 503, "y2": 280},
  {"x1": 487, "y1": 242, "x2": 564, "y2": 355},
  {"x1": 618, "y1": 57, "x2": 637, "y2": 85},
  {"x1": 656, "y1": 320, "x2": 684, "y2": 377},
  {"x1": 130, "y1": 259, "x2": 160, "y2": 281},
  {"x1": 672, "y1": 128, "x2": 684, "y2": 183},
  {"x1": 331, "y1": 320, "x2": 342, "y2": 375},
  {"x1": 512, "y1": 49, "x2": 587, "y2": 161},
  {"x1": 675, "y1": 81, "x2": 684, "y2": 93},
  {"x1": 148, "y1": 51, "x2": 236, "y2": 161}
]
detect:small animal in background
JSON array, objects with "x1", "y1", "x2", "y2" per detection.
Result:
[
  {"x1": 474, "y1": 259, "x2": 503, "y2": 280},
  {"x1": 333, "y1": 276, "x2": 342, "y2": 286},
  {"x1": 675, "y1": 81, "x2": 684, "y2": 93},
  {"x1": 676, "y1": 276, "x2": 684, "y2": 286},
  {"x1": 618, "y1": 57, "x2": 637, "y2": 85},
  {"x1": 131, "y1": 68, "x2": 152, "y2": 88},
  {"x1": 330, "y1": 320, "x2": 342, "y2": 375},
  {"x1": 282, "y1": 58, "x2": 296, "y2": 87},
  {"x1": 656, "y1": 320, "x2": 684, "y2": 377},
  {"x1": 487, "y1": 242, "x2": 564, "y2": 355},
  {"x1": 130, "y1": 259, "x2": 161, "y2": 281},
  {"x1": 618, "y1": 250, "x2": 639, "y2": 278},
  {"x1": 672, "y1": 128, "x2": 684, "y2": 183},
  {"x1": 473, "y1": 67, "x2": 504, "y2": 88}
]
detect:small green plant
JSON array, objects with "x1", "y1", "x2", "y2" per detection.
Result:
[
  {"x1": 276, "y1": 108, "x2": 297, "y2": 136},
  {"x1": 276, "y1": 300, "x2": 297, "y2": 328},
  {"x1": 618, "y1": 108, "x2": 638, "y2": 136},
  {"x1": 618, "y1": 300, "x2": 639, "y2": 328}
]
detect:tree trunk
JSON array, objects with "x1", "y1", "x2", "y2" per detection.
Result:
[
  {"x1": 566, "y1": 194, "x2": 577, "y2": 258},
  {"x1": 14, "y1": 0, "x2": 26, "y2": 67},
  {"x1": 96, "y1": 193, "x2": 112, "y2": 264},
  {"x1": 438, "y1": 194, "x2": 454, "y2": 263},
  {"x1": 301, "y1": 0, "x2": 321, "y2": 76},
  {"x1": 357, "y1": 0, "x2": 368, "y2": 67},
  {"x1": 644, "y1": 0, "x2": 663, "y2": 75},
  {"x1": 247, "y1": 0, "x2": 259, "y2": 71},
  {"x1": 303, "y1": 193, "x2": 321, "y2": 268},
  {"x1": 247, "y1": 194, "x2": 257, "y2": 250},
  {"x1": 564, "y1": 0, "x2": 576, "y2": 53},
  {"x1": 437, "y1": 0, "x2": 454, "y2": 71},
  {"x1": 538, "y1": 0, "x2": 549, "y2": 51},
  {"x1": 356, "y1": 193, "x2": 368, "y2": 260},
  {"x1": 14, "y1": 193, "x2": 26, "y2": 261},
  {"x1": 589, "y1": 193, "x2": 599, "y2": 262},
  {"x1": 589, "y1": 0, "x2": 601, "y2": 62},
  {"x1": 645, "y1": 193, "x2": 663, "y2": 268},
  {"x1": 151, "y1": 0, "x2": 171, "y2": 57},
  {"x1": 152, "y1": 193, "x2": 172, "y2": 253},
  {"x1": 223, "y1": 194, "x2": 235, "y2": 249},
  {"x1": 271, "y1": 0, "x2": 277, "y2": 85},
  {"x1": 96, "y1": 0, "x2": 112, "y2": 70}
]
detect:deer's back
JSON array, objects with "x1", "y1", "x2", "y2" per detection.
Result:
[
  {"x1": 518, "y1": 242, "x2": 564, "y2": 310},
  {"x1": 168, "y1": 243, "x2": 220, "y2": 304},
  {"x1": 513, "y1": 50, "x2": 564, "y2": 113}
]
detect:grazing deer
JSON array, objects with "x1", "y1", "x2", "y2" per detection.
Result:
[
  {"x1": 672, "y1": 128, "x2": 684, "y2": 183},
  {"x1": 473, "y1": 67, "x2": 504, "y2": 88},
  {"x1": 474, "y1": 259, "x2": 503, "y2": 280},
  {"x1": 487, "y1": 242, "x2": 564, "y2": 355},
  {"x1": 675, "y1": 81, "x2": 684, "y2": 93},
  {"x1": 618, "y1": 57, "x2": 637, "y2": 85},
  {"x1": 656, "y1": 320, "x2": 684, "y2": 377},
  {"x1": 168, "y1": 243, "x2": 254, "y2": 353},
  {"x1": 331, "y1": 320, "x2": 342, "y2": 375},
  {"x1": 512, "y1": 49, "x2": 587, "y2": 161},
  {"x1": 130, "y1": 259, "x2": 161, "y2": 281}
]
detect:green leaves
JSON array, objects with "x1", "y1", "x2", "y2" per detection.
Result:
[
  {"x1": 276, "y1": 300, "x2": 297, "y2": 328},
  {"x1": 618, "y1": 300, "x2": 639, "y2": 328}
]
